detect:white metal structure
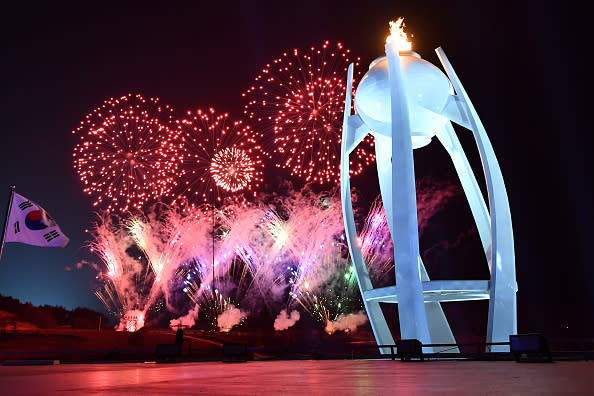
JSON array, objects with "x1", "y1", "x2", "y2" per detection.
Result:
[{"x1": 340, "y1": 42, "x2": 517, "y2": 353}]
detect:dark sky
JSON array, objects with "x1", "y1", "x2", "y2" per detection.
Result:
[{"x1": 0, "y1": 1, "x2": 591, "y2": 336}]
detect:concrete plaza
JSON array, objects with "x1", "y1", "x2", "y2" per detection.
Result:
[{"x1": 1, "y1": 359, "x2": 592, "y2": 395}]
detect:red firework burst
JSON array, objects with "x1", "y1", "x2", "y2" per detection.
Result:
[
  {"x1": 242, "y1": 40, "x2": 376, "y2": 185},
  {"x1": 72, "y1": 94, "x2": 180, "y2": 213},
  {"x1": 173, "y1": 108, "x2": 266, "y2": 205}
]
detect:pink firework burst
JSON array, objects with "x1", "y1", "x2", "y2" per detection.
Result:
[
  {"x1": 173, "y1": 108, "x2": 267, "y2": 205},
  {"x1": 242, "y1": 40, "x2": 375, "y2": 185},
  {"x1": 72, "y1": 94, "x2": 180, "y2": 213}
]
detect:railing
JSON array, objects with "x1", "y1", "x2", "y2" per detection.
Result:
[
  {"x1": 373, "y1": 342, "x2": 512, "y2": 361},
  {"x1": 1, "y1": 339, "x2": 592, "y2": 363}
]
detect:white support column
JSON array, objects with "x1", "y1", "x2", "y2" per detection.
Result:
[
  {"x1": 377, "y1": 132, "x2": 456, "y2": 351},
  {"x1": 385, "y1": 43, "x2": 430, "y2": 344},
  {"x1": 419, "y1": 257, "x2": 458, "y2": 352}
]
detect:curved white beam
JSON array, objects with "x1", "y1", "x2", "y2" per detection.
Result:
[
  {"x1": 436, "y1": 47, "x2": 517, "y2": 351},
  {"x1": 341, "y1": 63, "x2": 394, "y2": 353},
  {"x1": 436, "y1": 122, "x2": 491, "y2": 260}
]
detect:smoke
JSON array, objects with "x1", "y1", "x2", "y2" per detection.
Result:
[
  {"x1": 359, "y1": 198, "x2": 394, "y2": 287},
  {"x1": 65, "y1": 262, "x2": 84, "y2": 272},
  {"x1": 75, "y1": 259, "x2": 102, "y2": 272},
  {"x1": 416, "y1": 177, "x2": 462, "y2": 235},
  {"x1": 88, "y1": 215, "x2": 153, "y2": 317},
  {"x1": 325, "y1": 311, "x2": 368, "y2": 334},
  {"x1": 217, "y1": 304, "x2": 248, "y2": 332},
  {"x1": 83, "y1": 182, "x2": 463, "y2": 333},
  {"x1": 424, "y1": 227, "x2": 478, "y2": 254},
  {"x1": 83, "y1": 189, "x2": 360, "y2": 332},
  {"x1": 169, "y1": 304, "x2": 200, "y2": 330},
  {"x1": 273, "y1": 309, "x2": 301, "y2": 331},
  {"x1": 357, "y1": 179, "x2": 464, "y2": 287}
]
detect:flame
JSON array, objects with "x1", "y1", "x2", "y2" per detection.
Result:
[{"x1": 386, "y1": 17, "x2": 412, "y2": 52}]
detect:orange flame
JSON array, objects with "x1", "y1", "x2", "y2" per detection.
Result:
[{"x1": 386, "y1": 17, "x2": 412, "y2": 52}]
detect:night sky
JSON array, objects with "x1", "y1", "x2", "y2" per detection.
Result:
[{"x1": 0, "y1": 1, "x2": 591, "y2": 337}]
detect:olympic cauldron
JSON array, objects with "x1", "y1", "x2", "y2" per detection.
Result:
[{"x1": 340, "y1": 19, "x2": 517, "y2": 353}]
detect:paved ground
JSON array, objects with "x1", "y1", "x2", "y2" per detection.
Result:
[{"x1": 1, "y1": 359, "x2": 592, "y2": 395}]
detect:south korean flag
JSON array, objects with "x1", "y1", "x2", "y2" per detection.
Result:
[{"x1": 4, "y1": 193, "x2": 69, "y2": 247}]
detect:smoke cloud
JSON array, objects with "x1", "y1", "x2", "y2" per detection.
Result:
[
  {"x1": 83, "y1": 182, "x2": 464, "y2": 334},
  {"x1": 217, "y1": 304, "x2": 248, "y2": 332},
  {"x1": 416, "y1": 177, "x2": 462, "y2": 235},
  {"x1": 325, "y1": 311, "x2": 368, "y2": 334},
  {"x1": 169, "y1": 304, "x2": 200, "y2": 330},
  {"x1": 273, "y1": 309, "x2": 301, "y2": 331}
]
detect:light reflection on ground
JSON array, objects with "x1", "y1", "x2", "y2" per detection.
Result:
[{"x1": 0, "y1": 360, "x2": 592, "y2": 395}]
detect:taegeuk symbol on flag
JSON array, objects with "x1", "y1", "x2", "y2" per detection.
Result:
[{"x1": 4, "y1": 192, "x2": 69, "y2": 248}]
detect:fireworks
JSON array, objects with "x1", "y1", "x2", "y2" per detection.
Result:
[
  {"x1": 83, "y1": 182, "x2": 462, "y2": 332},
  {"x1": 242, "y1": 41, "x2": 375, "y2": 185},
  {"x1": 85, "y1": 188, "x2": 365, "y2": 332},
  {"x1": 72, "y1": 94, "x2": 180, "y2": 213},
  {"x1": 173, "y1": 108, "x2": 266, "y2": 206},
  {"x1": 210, "y1": 147, "x2": 256, "y2": 192},
  {"x1": 88, "y1": 215, "x2": 154, "y2": 326},
  {"x1": 358, "y1": 197, "x2": 395, "y2": 287},
  {"x1": 69, "y1": 33, "x2": 472, "y2": 336}
]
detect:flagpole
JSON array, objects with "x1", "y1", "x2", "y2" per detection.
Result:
[{"x1": 0, "y1": 185, "x2": 16, "y2": 263}]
